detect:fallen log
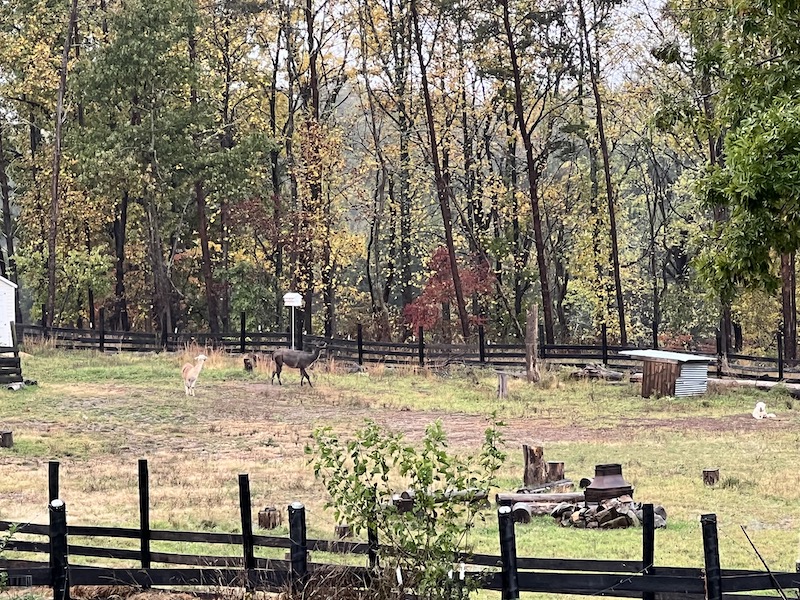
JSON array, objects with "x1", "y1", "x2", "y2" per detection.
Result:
[
  {"x1": 387, "y1": 488, "x2": 488, "y2": 512},
  {"x1": 511, "y1": 502, "x2": 533, "y2": 524},
  {"x1": 516, "y1": 478, "x2": 574, "y2": 494},
  {"x1": 570, "y1": 364, "x2": 623, "y2": 381},
  {"x1": 512, "y1": 502, "x2": 561, "y2": 519},
  {"x1": 496, "y1": 492, "x2": 585, "y2": 506}
]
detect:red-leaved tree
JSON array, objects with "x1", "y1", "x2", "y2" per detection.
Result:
[{"x1": 403, "y1": 247, "x2": 494, "y2": 340}]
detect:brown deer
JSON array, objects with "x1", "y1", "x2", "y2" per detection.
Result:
[{"x1": 271, "y1": 343, "x2": 326, "y2": 387}]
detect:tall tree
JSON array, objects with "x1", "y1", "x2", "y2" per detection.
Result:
[
  {"x1": 497, "y1": 0, "x2": 556, "y2": 344},
  {"x1": 410, "y1": 0, "x2": 470, "y2": 340},
  {"x1": 576, "y1": 0, "x2": 626, "y2": 345},
  {"x1": 47, "y1": 0, "x2": 80, "y2": 327}
]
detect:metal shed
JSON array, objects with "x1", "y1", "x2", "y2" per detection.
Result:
[{"x1": 621, "y1": 349, "x2": 715, "y2": 398}]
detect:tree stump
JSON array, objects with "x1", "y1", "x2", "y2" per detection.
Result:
[
  {"x1": 523, "y1": 444, "x2": 546, "y2": 487},
  {"x1": 703, "y1": 468, "x2": 720, "y2": 486},
  {"x1": 511, "y1": 502, "x2": 533, "y2": 524},
  {"x1": 546, "y1": 461, "x2": 565, "y2": 482},
  {"x1": 0, "y1": 431, "x2": 12, "y2": 448},
  {"x1": 335, "y1": 523, "x2": 352, "y2": 539},
  {"x1": 497, "y1": 373, "x2": 508, "y2": 399},
  {"x1": 258, "y1": 506, "x2": 282, "y2": 529}
]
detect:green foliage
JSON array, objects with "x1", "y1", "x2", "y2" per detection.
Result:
[
  {"x1": 308, "y1": 418, "x2": 506, "y2": 599},
  {"x1": 0, "y1": 524, "x2": 18, "y2": 591},
  {"x1": 16, "y1": 247, "x2": 113, "y2": 324}
]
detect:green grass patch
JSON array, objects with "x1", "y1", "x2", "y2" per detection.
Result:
[{"x1": 1, "y1": 349, "x2": 799, "y2": 577}]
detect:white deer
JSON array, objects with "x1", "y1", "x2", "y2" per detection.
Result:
[{"x1": 182, "y1": 354, "x2": 208, "y2": 396}]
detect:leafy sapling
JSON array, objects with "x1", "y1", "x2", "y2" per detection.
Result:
[{"x1": 308, "y1": 417, "x2": 505, "y2": 600}]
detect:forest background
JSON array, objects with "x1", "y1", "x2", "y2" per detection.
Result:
[{"x1": 1, "y1": 0, "x2": 798, "y2": 356}]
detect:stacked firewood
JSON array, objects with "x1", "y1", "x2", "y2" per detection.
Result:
[{"x1": 551, "y1": 496, "x2": 667, "y2": 529}]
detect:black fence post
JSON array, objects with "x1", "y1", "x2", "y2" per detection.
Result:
[
  {"x1": 601, "y1": 323, "x2": 608, "y2": 367},
  {"x1": 642, "y1": 503, "x2": 655, "y2": 600},
  {"x1": 479, "y1": 325, "x2": 486, "y2": 364},
  {"x1": 138, "y1": 459, "x2": 151, "y2": 573},
  {"x1": 701, "y1": 513, "x2": 723, "y2": 600},
  {"x1": 777, "y1": 331, "x2": 784, "y2": 380},
  {"x1": 48, "y1": 461, "x2": 60, "y2": 503},
  {"x1": 498, "y1": 505, "x2": 519, "y2": 600},
  {"x1": 367, "y1": 486, "x2": 379, "y2": 570},
  {"x1": 357, "y1": 323, "x2": 364, "y2": 366},
  {"x1": 41, "y1": 304, "x2": 47, "y2": 330},
  {"x1": 418, "y1": 326, "x2": 424, "y2": 367},
  {"x1": 367, "y1": 525, "x2": 379, "y2": 570},
  {"x1": 715, "y1": 330, "x2": 722, "y2": 378},
  {"x1": 49, "y1": 499, "x2": 69, "y2": 600},
  {"x1": 240, "y1": 312, "x2": 247, "y2": 354},
  {"x1": 539, "y1": 324, "x2": 546, "y2": 359},
  {"x1": 98, "y1": 307, "x2": 105, "y2": 353},
  {"x1": 239, "y1": 474, "x2": 256, "y2": 575},
  {"x1": 289, "y1": 501, "x2": 308, "y2": 593}
]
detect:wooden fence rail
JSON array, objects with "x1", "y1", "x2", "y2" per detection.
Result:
[
  {"x1": 17, "y1": 320, "x2": 800, "y2": 383},
  {"x1": 1, "y1": 460, "x2": 798, "y2": 599}
]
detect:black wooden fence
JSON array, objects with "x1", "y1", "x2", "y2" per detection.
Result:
[
  {"x1": 17, "y1": 315, "x2": 800, "y2": 382},
  {"x1": 1, "y1": 461, "x2": 798, "y2": 600}
]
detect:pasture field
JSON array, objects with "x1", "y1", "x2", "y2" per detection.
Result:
[{"x1": 1, "y1": 346, "x2": 799, "y2": 587}]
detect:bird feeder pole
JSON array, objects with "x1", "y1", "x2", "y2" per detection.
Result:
[{"x1": 283, "y1": 292, "x2": 303, "y2": 350}]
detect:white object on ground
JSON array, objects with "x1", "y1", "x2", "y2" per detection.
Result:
[{"x1": 752, "y1": 401, "x2": 776, "y2": 420}]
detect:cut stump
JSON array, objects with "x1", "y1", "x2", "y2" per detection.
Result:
[
  {"x1": 523, "y1": 444, "x2": 546, "y2": 487},
  {"x1": 703, "y1": 468, "x2": 720, "y2": 487},
  {"x1": 258, "y1": 506, "x2": 282, "y2": 529},
  {"x1": 546, "y1": 461, "x2": 565, "y2": 482}
]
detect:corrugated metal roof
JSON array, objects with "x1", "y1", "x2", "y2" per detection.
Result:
[{"x1": 620, "y1": 349, "x2": 715, "y2": 363}]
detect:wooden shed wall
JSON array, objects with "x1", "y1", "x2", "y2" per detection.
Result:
[{"x1": 641, "y1": 360, "x2": 681, "y2": 398}]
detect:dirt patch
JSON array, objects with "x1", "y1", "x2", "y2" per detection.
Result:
[{"x1": 197, "y1": 382, "x2": 788, "y2": 448}]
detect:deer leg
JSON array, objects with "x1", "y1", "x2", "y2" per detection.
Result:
[
  {"x1": 275, "y1": 364, "x2": 283, "y2": 385},
  {"x1": 301, "y1": 367, "x2": 313, "y2": 387}
]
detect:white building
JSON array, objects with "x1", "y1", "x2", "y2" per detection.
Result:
[{"x1": 0, "y1": 276, "x2": 18, "y2": 348}]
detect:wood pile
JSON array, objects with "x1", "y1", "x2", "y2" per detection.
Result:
[
  {"x1": 570, "y1": 364, "x2": 623, "y2": 381},
  {"x1": 550, "y1": 496, "x2": 667, "y2": 529}
]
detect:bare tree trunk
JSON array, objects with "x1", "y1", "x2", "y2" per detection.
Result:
[
  {"x1": 188, "y1": 28, "x2": 219, "y2": 334},
  {"x1": 220, "y1": 200, "x2": 231, "y2": 332},
  {"x1": 300, "y1": 0, "x2": 321, "y2": 336},
  {"x1": 410, "y1": 0, "x2": 470, "y2": 340},
  {"x1": 268, "y1": 27, "x2": 284, "y2": 331},
  {"x1": 526, "y1": 304, "x2": 541, "y2": 383},
  {"x1": 112, "y1": 192, "x2": 130, "y2": 330},
  {"x1": 146, "y1": 197, "x2": 172, "y2": 334},
  {"x1": 195, "y1": 182, "x2": 220, "y2": 333},
  {"x1": 47, "y1": 0, "x2": 79, "y2": 327},
  {"x1": 0, "y1": 129, "x2": 19, "y2": 319},
  {"x1": 782, "y1": 252, "x2": 796, "y2": 362},
  {"x1": 577, "y1": 0, "x2": 626, "y2": 346},
  {"x1": 498, "y1": 0, "x2": 555, "y2": 345}
]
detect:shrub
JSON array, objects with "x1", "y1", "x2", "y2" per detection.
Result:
[{"x1": 308, "y1": 418, "x2": 505, "y2": 600}]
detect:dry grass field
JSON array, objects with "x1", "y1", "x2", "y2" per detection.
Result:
[{"x1": 1, "y1": 344, "x2": 799, "y2": 591}]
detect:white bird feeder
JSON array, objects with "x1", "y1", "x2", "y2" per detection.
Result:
[{"x1": 283, "y1": 292, "x2": 303, "y2": 349}]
